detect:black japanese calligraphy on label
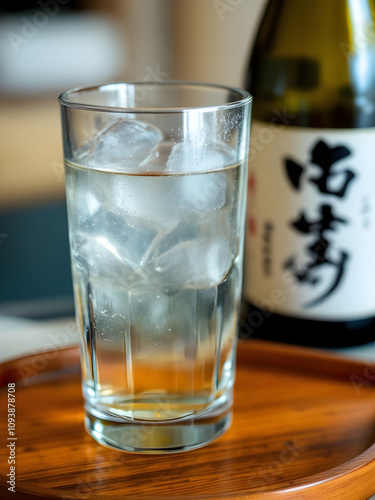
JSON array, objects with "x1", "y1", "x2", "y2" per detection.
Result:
[
  {"x1": 283, "y1": 139, "x2": 356, "y2": 308},
  {"x1": 262, "y1": 221, "x2": 274, "y2": 277}
]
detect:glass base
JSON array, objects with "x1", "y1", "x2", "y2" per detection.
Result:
[{"x1": 84, "y1": 407, "x2": 232, "y2": 454}]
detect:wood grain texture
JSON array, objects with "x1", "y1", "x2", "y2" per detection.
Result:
[{"x1": 0, "y1": 339, "x2": 374, "y2": 499}]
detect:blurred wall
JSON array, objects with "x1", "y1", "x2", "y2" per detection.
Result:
[
  {"x1": 171, "y1": 0, "x2": 266, "y2": 87},
  {"x1": 0, "y1": 1, "x2": 127, "y2": 209},
  {"x1": 0, "y1": 0, "x2": 266, "y2": 317},
  {"x1": 0, "y1": 0, "x2": 128, "y2": 316},
  {"x1": 84, "y1": 0, "x2": 266, "y2": 86},
  {"x1": 0, "y1": 0, "x2": 266, "y2": 209}
]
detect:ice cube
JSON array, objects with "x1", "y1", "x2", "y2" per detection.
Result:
[
  {"x1": 177, "y1": 171, "x2": 227, "y2": 213},
  {"x1": 83, "y1": 118, "x2": 164, "y2": 171},
  {"x1": 139, "y1": 141, "x2": 171, "y2": 173},
  {"x1": 128, "y1": 287, "x2": 197, "y2": 349},
  {"x1": 146, "y1": 218, "x2": 234, "y2": 289},
  {"x1": 108, "y1": 173, "x2": 181, "y2": 231},
  {"x1": 166, "y1": 141, "x2": 235, "y2": 213},
  {"x1": 71, "y1": 208, "x2": 159, "y2": 289},
  {"x1": 152, "y1": 235, "x2": 232, "y2": 289},
  {"x1": 166, "y1": 140, "x2": 235, "y2": 173}
]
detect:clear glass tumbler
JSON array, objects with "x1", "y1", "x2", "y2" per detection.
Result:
[{"x1": 59, "y1": 82, "x2": 252, "y2": 453}]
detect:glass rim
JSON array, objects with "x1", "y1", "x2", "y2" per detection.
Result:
[{"x1": 58, "y1": 80, "x2": 252, "y2": 114}]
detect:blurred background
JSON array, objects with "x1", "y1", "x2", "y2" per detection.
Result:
[{"x1": 0, "y1": 0, "x2": 266, "y2": 323}]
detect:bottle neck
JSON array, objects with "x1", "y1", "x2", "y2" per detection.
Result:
[{"x1": 247, "y1": 0, "x2": 375, "y2": 128}]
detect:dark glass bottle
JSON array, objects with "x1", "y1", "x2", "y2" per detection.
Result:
[{"x1": 241, "y1": 0, "x2": 375, "y2": 347}]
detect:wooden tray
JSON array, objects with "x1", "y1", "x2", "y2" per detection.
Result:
[{"x1": 0, "y1": 340, "x2": 374, "y2": 500}]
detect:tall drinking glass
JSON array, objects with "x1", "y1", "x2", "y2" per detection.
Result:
[{"x1": 59, "y1": 82, "x2": 251, "y2": 453}]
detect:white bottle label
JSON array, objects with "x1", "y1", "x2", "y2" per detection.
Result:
[{"x1": 244, "y1": 120, "x2": 375, "y2": 320}]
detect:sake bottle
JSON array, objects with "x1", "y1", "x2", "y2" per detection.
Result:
[{"x1": 242, "y1": 0, "x2": 375, "y2": 347}]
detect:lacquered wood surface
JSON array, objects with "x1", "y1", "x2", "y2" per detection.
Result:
[{"x1": 0, "y1": 340, "x2": 374, "y2": 499}]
